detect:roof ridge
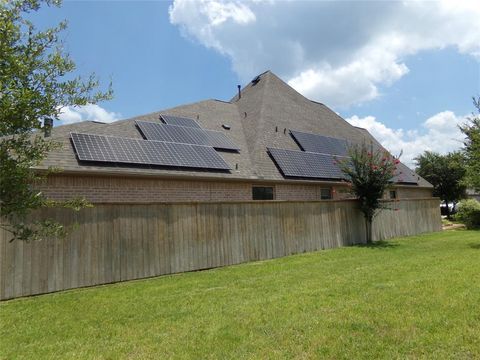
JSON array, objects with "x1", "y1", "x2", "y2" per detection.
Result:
[
  {"x1": 235, "y1": 82, "x2": 267, "y2": 177},
  {"x1": 253, "y1": 73, "x2": 273, "y2": 176}
]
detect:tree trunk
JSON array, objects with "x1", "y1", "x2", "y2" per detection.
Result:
[
  {"x1": 445, "y1": 200, "x2": 451, "y2": 220},
  {"x1": 365, "y1": 217, "x2": 373, "y2": 244}
]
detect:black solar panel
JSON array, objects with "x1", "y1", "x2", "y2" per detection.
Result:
[
  {"x1": 136, "y1": 121, "x2": 239, "y2": 151},
  {"x1": 290, "y1": 130, "x2": 348, "y2": 156},
  {"x1": 160, "y1": 114, "x2": 202, "y2": 129},
  {"x1": 353, "y1": 143, "x2": 419, "y2": 184},
  {"x1": 268, "y1": 148, "x2": 346, "y2": 180},
  {"x1": 268, "y1": 146, "x2": 419, "y2": 184},
  {"x1": 71, "y1": 133, "x2": 230, "y2": 170},
  {"x1": 393, "y1": 162, "x2": 419, "y2": 184}
]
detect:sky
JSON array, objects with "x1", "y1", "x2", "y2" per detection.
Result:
[{"x1": 32, "y1": 0, "x2": 480, "y2": 166}]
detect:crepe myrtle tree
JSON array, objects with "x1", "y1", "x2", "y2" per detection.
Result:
[
  {"x1": 0, "y1": 0, "x2": 112, "y2": 241},
  {"x1": 336, "y1": 143, "x2": 399, "y2": 244}
]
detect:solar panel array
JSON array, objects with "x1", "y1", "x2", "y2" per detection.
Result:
[
  {"x1": 290, "y1": 130, "x2": 348, "y2": 156},
  {"x1": 136, "y1": 121, "x2": 239, "y2": 151},
  {"x1": 268, "y1": 148, "x2": 346, "y2": 180},
  {"x1": 267, "y1": 128, "x2": 419, "y2": 184},
  {"x1": 71, "y1": 132, "x2": 230, "y2": 170},
  {"x1": 160, "y1": 114, "x2": 202, "y2": 129}
]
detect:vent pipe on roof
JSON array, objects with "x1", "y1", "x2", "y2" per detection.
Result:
[
  {"x1": 237, "y1": 85, "x2": 241, "y2": 99},
  {"x1": 43, "y1": 118, "x2": 53, "y2": 138}
]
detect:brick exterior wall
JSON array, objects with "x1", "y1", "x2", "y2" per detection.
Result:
[{"x1": 35, "y1": 175, "x2": 431, "y2": 203}]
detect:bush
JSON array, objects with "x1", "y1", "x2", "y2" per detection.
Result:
[{"x1": 455, "y1": 199, "x2": 480, "y2": 229}]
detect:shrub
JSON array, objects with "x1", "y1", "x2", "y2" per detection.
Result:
[{"x1": 455, "y1": 199, "x2": 480, "y2": 229}]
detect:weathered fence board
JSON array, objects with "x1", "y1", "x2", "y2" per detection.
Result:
[{"x1": 0, "y1": 198, "x2": 441, "y2": 300}]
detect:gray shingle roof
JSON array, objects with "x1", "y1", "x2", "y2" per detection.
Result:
[{"x1": 36, "y1": 70, "x2": 431, "y2": 187}]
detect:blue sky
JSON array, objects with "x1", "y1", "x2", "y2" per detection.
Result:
[{"x1": 33, "y1": 1, "x2": 480, "y2": 165}]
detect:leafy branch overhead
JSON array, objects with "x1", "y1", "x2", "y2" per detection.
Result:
[
  {"x1": 0, "y1": 0, "x2": 112, "y2": 241},
  {"x1": 460, "y1": 97, "x2": 480, "y2": 191}
]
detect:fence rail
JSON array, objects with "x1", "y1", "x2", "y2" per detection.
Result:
[{"x1": 0, "y1": 198, "x2": 441, "y2": 300}]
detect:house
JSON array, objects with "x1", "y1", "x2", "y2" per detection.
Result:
[
  {"x1": 466, "y1": 189, "x2": 480, "y2": 202},
  {"x1": 0, "y1": 70, "x2": 441, "y2": 300},
  {"x1": 35, "y1": 71, "x2": 433, "y2": 202}
]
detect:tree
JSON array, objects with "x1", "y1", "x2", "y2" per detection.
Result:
[
  {"x1": 414, "y1": 151, "x2": 466, "y2": 218},
  {"x1": 337, "y1": 143, "x2": 398, "y2": 244},
  {"x1": 460, "y1": 97, "x2": 480, "y2": 191},
  {"x1": 0, "y1": 0, "x2": 112, "y2": 240}
]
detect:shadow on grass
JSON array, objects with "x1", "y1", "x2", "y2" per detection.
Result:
[
  {"x1": 353, "y1": 240, "x2": 399, "y2": 250},
  {"x1": 468, "y1": 243, "x2": 480, "y2": 250}
]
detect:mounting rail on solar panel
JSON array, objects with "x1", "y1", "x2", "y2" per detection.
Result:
[
  {"x1": 136, "y1": 121, "x2": 240, "y2": 151},
  {"x1": 267, "y1": 147, "x2": 347, "y2": 180},
  {"x1": 290, "y1": 130, "x2": 348, "y2": 156},
  {"x1": 159, "y1": 114, "x2": 202, "y2": 128},
  {"x1": 70, "y1": 132, "x2": 230, "y2": 171}
]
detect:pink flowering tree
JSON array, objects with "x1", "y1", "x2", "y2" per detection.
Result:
[{"x1": 336, "y1": 143, "x2": 399, "y2": 244}]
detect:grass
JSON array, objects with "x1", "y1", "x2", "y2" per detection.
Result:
[{"x1": 1, "y1": 230, "x2": 480, "y2": 359}]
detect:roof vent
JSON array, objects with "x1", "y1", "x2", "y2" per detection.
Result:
[
  {"x1": 251, "y1": 75, "x2": 261, "y2": 85},
  {"x1": 43, "y1": 118, "x2": 53, "y2": 138},
  {"x1": 222, "y1": 124, "x2": 231, "y2": 130}
]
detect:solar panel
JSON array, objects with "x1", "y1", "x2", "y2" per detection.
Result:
[
  {"x1": 268, "y1": 146, "x2": 419, "y2": 184},
  {"x1": 351, "y1": 143, "x2": 419, "y2": 184},
  {"x1": 268, "y1": 148, "x2": 346, "y2": 180},
  {"x1": 290, "y1": 130, "x2": 348, "y2": 156},
  {"x1": 71, "y1": 133, "x2": 230, "y2": 170},
  {"x1": 136, "y1": 121, "x2": 239, "y2": 151},
  {"x1": 393, "y1": 162, "x2": 419, "y2": 184},
  {"x1": 160, "y1": 114, "x2": 202, "y2": 129}
]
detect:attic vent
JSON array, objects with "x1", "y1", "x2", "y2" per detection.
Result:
[
  {"x1": 222, "y1": 124, "x2": 231, "y2": 130},
  {"x1": 251, "y1": 75, "x2": 261, "y2": 85}
]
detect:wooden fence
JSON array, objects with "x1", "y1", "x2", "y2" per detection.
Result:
[{"x1": 0, "y1": 198, "x2": 441, "y2": 300}]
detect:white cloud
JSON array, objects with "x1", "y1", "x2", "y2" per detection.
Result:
[
  {"x1": 346, "y1": 111, "x2": 466, "y2": 167},
  {"x1": 57, "y1": 104, "x2": 121, "y2": 125},
  {"x1": 169, "y1": 0, "x2": 480, "y2": 107}
]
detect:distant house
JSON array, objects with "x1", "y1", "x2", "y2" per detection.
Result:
[
  {"x1": 467, "y1": 189, "x2": 480, "y2": 202},
  {"x1": 35, "y1": 71, "x2": 433, "y2": 203}
]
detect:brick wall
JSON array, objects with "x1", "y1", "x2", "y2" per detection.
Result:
[
  {"x1": 36, "y1": 176, "x2": 251, "y2": 203},
  {"x1": 35, "y1": 175, "x2": 431, "y2": 203}
]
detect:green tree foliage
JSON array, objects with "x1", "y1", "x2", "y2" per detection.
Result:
[
  {"x1": 460, "y1": 97, "x2": 480, "y2": 191},
  {"x1": 414, "y1": 151, "x2": 466, "y2": 218},
  {"x1": 455, "y1": 199, "x2": 480, "y2": 229},
  {"x1": 0, "y1": 0, "x2": 112, "y2": 240},
  {"x1": 337, "y1": 143, "x2": 398, "y2": 244}
]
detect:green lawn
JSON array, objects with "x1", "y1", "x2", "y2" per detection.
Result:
[{"x1": 1, "y1": 230, "x2": 479, "y2": 359}]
